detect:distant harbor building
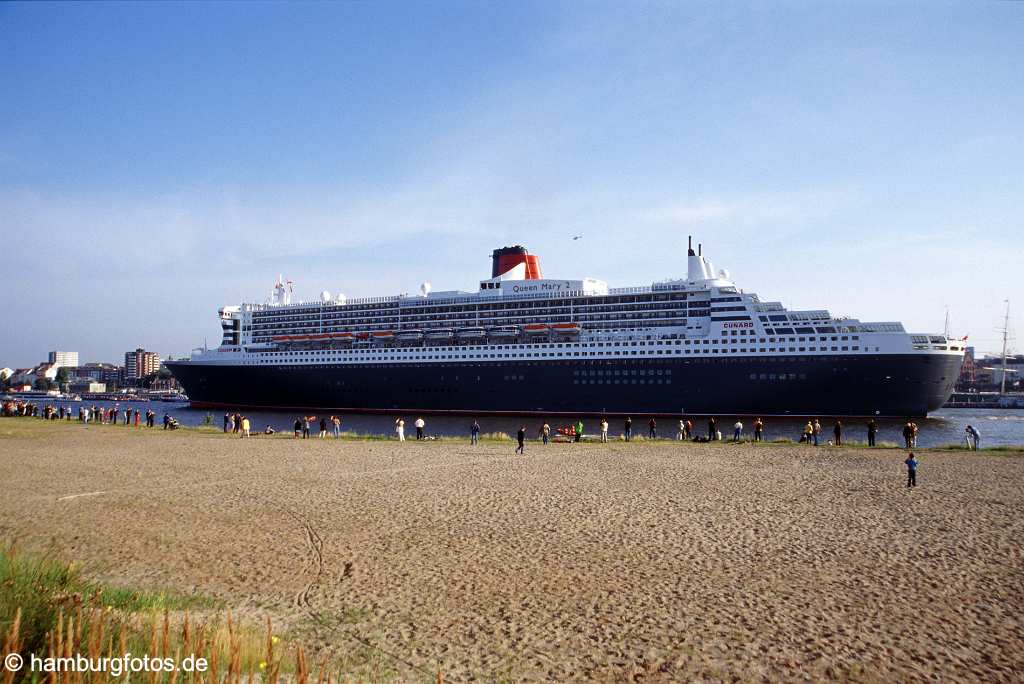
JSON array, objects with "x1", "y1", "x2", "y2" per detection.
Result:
[
  {"x1": 69, "y1": 363, "x2": 123, "y2": 389},
  {"x1": 124, "y1": 348, "x2": 161, "y2": 380},
  {"x1": 69, "y1": 380, "x2": 107, "y2": 394},
  {"x1": 47, "y1": 351, "x2": 79, "y2": 368}
]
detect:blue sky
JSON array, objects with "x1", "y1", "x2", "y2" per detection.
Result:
[{"x1": 1, "y1": 1, "x2": 1021, "y2": 367}]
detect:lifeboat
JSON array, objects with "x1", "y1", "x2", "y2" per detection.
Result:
[
  {"x1": 330, "y1": 332, "x2": 354, "y2": 340},
  {"x1": 523, "y1": 323, "x2": 550, "y2": 335},
  {"x1": 396, "y1": 329, "x2": 425, "y2": 341},
  {"x1": 457, "y1": 327, "x2": 487, "y2": 339},
  {"x1": 425, "y1": 328, "x2": 455, "y2": 341},
  {"x1": 354, "y1": 332, "x2": 370, "y2": 340},
  {"x1": 551, "y1": 323, "x2": 582, "y2": 334},
  {"x1": 487, "y1": 326, "x2": 518, "y2": 338},
  {"x1": 372, "y1": 330, "x2": 395, "y2": 341}
]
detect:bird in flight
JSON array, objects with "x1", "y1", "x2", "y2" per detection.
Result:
[{"x1": 572, "y1": 235, "x2": 583, "y2": 240}]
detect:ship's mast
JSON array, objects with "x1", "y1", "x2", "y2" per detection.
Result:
[
  {"x1": 943, "y1": 306, "x2": 950, "y2": 338},
  {"x1": 999, "y1": 300, "x2": 1010, "y2": 395}
]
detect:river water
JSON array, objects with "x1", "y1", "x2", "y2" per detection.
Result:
[{"x1": 17, "y1": 400, "x2": 1024, "y2": 448}]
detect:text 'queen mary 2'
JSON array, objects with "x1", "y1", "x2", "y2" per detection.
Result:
[{"x1": 166, "y1": 239, "x2": 964, "y2": 417}]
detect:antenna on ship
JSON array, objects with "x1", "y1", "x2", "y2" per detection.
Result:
[{"x1": 944, "y1": 305, "x2": 950, "y2": 338}]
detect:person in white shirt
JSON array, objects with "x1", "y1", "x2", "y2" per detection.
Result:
[
  {"x1": 395, "y1": 418, "x2": 405, "y2": 441},
  {"x1": 414, "y1": 417, "x2": 426, "y2": 440},
  {"x1": 733, "y1": 420, "x2": 743, "y2": 442},
  {"x1": 600, "y1": 419, "x2": 609, "y2": 443}
]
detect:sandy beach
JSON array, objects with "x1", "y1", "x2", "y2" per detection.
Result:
[{"x1": 1, "y1": 421, "x2": 1022, "y2": 681}]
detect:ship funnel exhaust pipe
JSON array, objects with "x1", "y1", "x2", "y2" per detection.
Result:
[
  {"x1": 688, "y1": 236, "x2": 695, "y2": 257},
  {"x1": 698, "y1": 243, "x2": 702, "y2": 256},
  {"x1": 491, "y1": 246, "x2": 542, "y2": 280}
]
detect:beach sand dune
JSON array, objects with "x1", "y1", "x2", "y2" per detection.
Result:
[{"x1": 1, "y1": 423, "x2": 1022, "y2": 681}]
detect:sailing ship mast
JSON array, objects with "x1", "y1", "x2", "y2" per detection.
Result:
[{"x1": 998, "y1": 300, "x2": 1010, "y2": 395}]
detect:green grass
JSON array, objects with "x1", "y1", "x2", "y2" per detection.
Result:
[
  {"x1": 0, "y1": 541, "x2": 214, "y2": 657},
  {"x1": 0, "y1": 542, "x2": 387, "y2": 683}
]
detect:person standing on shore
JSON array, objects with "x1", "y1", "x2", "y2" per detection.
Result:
[
  {"x1": 648, "y1": 418, "x2": 657, "y2": 439},
  {"x1": 965, "y1": 424, "x2": 980, "y2": 450},
  {"x1": 124, "y1": 408, "x2": 131, "y2": 425},
  {"x1": 415, "y1": 417, "x2": 425, "y2": 440},
  {"x1": 293, "y1": 418, "x2": 302, "y2": 438},
  {"x1": 241, "y1": 416, "x2": 250, "y2": 438},
  {"x1": 803, "y1": 421, "x2": 813, "y2": 444},
  {"x1": 676, "y1": 419, "x2": 685, "y2": 441},
  {"x1": 733, "y1": 420, "x2": 743, "y2": 442},
  {"x1": 905, "y1": 452, "x2": 918, "y2": 487},
  {"x1": 902, "y1": 421, "x2": 914, "y2": 449},
  {"x1": 133, "y1": 409, "x2": 139, "y2": 427},
  {"x1": 332, "y1": 415, "x2": 341, "y2": 438},
  {"x1": 470, "y1": 420, "x2": 480, "y2": 445},
  {"x1": 624, "y1": 417, "x2": 632, "y2": 441},
  {"x1": 575, "y1": 419, "x2": 584, "y2": 443},
  {"x1": 708, "y1": 417, "x2": 717, "y2": 441},
  {"x1": 911, "y1": 421, "x2": 919, "y2": 448},
  {"x1": 812, "y1": 419, "x2": 821, "y2": 446},
  {"x1": 833, "y1": 420, "x2": 842, "y2": 447},
  {"x1": 867, "y1": 418, "x2": 877, "y2": 447},
  {"x1": 753, "y1": 418, "x2": 764, "y2": 442},
  {"x1": 223, "y1": 413, "x2": 230, "y2": 433},
  {"x1": 541, "y1": 422, "x2": 550, "y2": 444},
  {"x1": 395, "y1": 417, "x2": 405, "y2": 441},
  {"x1": 319, "y1": 417, "x2": 328, "y2": 439},
  {"x1": 685, "y1": 419, "x2": 693, "y2": 440},
  {"x1": 600, "y1": 418, "x2": 609, "y2": 443},
  {"x1": 302, "y1": 416, "x2": 311, "y2": 439},
  {"x1": 516, "y1": 425, "x2": 526, "y2": 454}
]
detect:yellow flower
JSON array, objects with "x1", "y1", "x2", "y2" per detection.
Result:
[
  {"x1": 259, "y1": 662, "x2": 267, "y2": 670},
  {"x1": 271, "y1": 636, "x2": 280, "y2": 644}
]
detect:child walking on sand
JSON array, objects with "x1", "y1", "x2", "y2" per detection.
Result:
[{"x1": 905, "y1": 452, "x2": 918, "y2": 488}]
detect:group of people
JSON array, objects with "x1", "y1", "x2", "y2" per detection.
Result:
[
  {"x1": 281, "y1": 415, "x2": 346, "y2": 439},
  {"x1": 223, "y1": 412, "x2": 253, "y2": 437},
  {"x1": 0, "y1": 399, "x2": 178, "y2": 429},
  {"x1": 801, "y1": 419, "x2": 850, "y2": 446},
  {"x1": 393, "y1": 417, "x2": 428, "y2": 441}
]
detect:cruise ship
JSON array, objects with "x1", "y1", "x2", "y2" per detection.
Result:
[{"x1": 165, "y1": 240, "x2": 965, "y2": 417}]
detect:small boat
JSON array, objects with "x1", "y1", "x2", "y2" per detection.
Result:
[
  {"x1": 457, "y1": 327, "x2": 487, "y2": 339},
  {"x1": 523, "y1": 323, "x2": 550, "y2": 335},
  {"x1": 396, "y1": 329, "x2": 425, "y2": 341},
  {"x1": 551, "y1": 323, "x2": 582, "y2": 334},
  {"x1": 425, "y1": 328, "x2": 455, "y2": 341},
  {"x1": 488, "y1": 326, "x2": 519, "y2": 338},
  {"x1": 372, "y1": 330, "x2": 395, "y2": 340}
]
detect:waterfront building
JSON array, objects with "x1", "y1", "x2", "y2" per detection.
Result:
[
  {"x1": 47, "y1": 351, "x2": 79, "y2": 368},
  {"x1": 124, "y1": 348, "x2": 161, "y2": 380}
]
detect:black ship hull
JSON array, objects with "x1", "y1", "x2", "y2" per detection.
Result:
[{"x1": 166, "y1": 353, "x2": 962, "y2": 418}]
